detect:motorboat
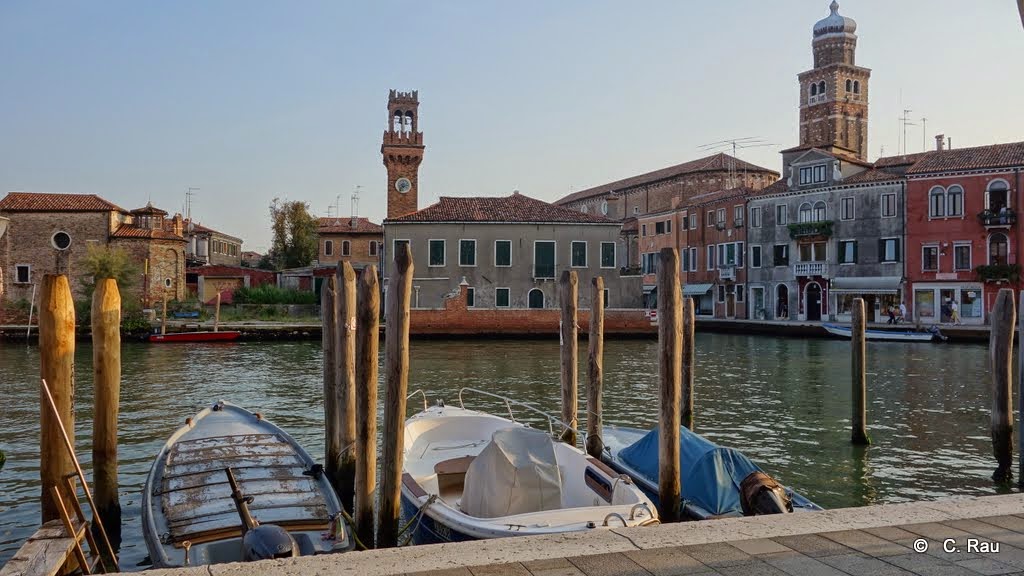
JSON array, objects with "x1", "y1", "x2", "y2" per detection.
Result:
[
  {"x1": 822, "y1": 323, "x2": 944, "y2": 342},
  {"x1": 148, "y1": 330, "x2": 241, "y2": 343}
]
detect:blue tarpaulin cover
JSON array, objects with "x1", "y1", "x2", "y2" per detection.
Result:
[{"x1": 617, "y1": 427, "x2": 762, "y2": 517}]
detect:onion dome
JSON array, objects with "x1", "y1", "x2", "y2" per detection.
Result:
[{"x1": 814, "y1": 1, "x2": 857, "y2": 38}]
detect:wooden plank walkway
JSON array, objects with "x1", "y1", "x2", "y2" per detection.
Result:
[{"x1": 407, "y1": 514, "x2": 1024, "y2": 576}]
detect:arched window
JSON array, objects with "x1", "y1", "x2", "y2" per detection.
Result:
[
  {"x1": 845, "y1": 79, "x2": 852, "y2": 92},
  {"x1": 987, "y1": 180, "x2": 1010, "y2": 212},
  {"x1": 853, "y1": 80, "x2": 860, "y2": 94},
  {"x1": 989, "y1": 233, "x2": 1009, "y2": 265},
  {"x1": 929, "y1": 186, "x2": 946, "y2": 218},
  {"x1": 810, "y1": 83, "x2": 818, "y2": 97},
  {"x1": 393, "y1": 110, "x2": 403, "y2": 132},
  {"x1": 324, "y1": 240, "x2": 334, "y2": 256},
  {"x1": 798, "y1": 202, "x2": 813, "y2": 223},
  {"x1": 818, "y1": 81, "x2": 826, "y2": 96},
  {"x1": 813, "y1": 201, "x2": 826, "y2": 221},
  {"x1": 946, "y1": 185, "x2": 963, "y2": 217},
  {"x1": 528, "y1": 288, "x2": 544, "y2": 309},
  {"x1": 342, "y1": 240, "x2": 351, "y2": 256},
  {"x1": 404, "y1": 111, "x2": 414, "y2": 133},
  {"x1": 581, "y1": 205, "x2": 589, "y2": 214}
]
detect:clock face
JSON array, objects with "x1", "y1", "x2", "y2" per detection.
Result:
[{"x1": 395, "y1": 178, "x2": 412, "y2": 194}]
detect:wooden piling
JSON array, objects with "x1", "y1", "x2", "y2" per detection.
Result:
[
  {"x1": 336, "y1": 262, "x2": 358, "y2": 511},
  {"x1": 379, "y1": 243, "x2": 413, "y2": 548},
  {"x1": 355, "y1": 266, "x2": 380, "y2": 546},
  {"x1": 1019, "y1": 291, "x2": 1024, "y2": 487},
  {"x1": 322, "y1": 274, "x2": 343, "y2": 498},
  {"x1": 559, "y1": 270, "x2": 579, "y2": 445},
  {"x1": 990, "y1": 288, "x2": 1015, "y2": 483},
  {"x1": 851, "y1": 298, "x2": 870, "y2": 445},
  {"x1": 161, "y1": 294, "x2": 168, "y2": 335},
  {"x1": 586, "y1": 276, "x2": 605, "y2": 458},
  {"x1": 213, "y1": 292, "x2": 221, "y2": 332},
  {"x1": 656, "y1": 248, "x2": 682, "y2": 523},
  {"x1": 39, "y1": 274, "x2": 76, "y2": 522},
  {"x1": 91, "y1": 278, "x2": 122, "y2": 544},
  {"x1": 681, "y1": 296, "x2": 695, "y2": 431}
]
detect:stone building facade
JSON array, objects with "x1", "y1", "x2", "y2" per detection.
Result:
[
  {"x1": 317, "y1": 216, "x2": 383, "y2": 270},
  {"x1": 184, "y1": 220, "x2": 243, "y2": 267}
]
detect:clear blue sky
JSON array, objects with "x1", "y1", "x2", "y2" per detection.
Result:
[{"x1": 2, "y1": 1, "x2": 1022, "y2": 252}]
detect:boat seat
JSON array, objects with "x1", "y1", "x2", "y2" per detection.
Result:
[{"x1": 434, "y1": 455, "x2": 475, "y2": 496}]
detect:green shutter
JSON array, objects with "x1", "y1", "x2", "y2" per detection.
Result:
[
  {"x1": 852, "y1": 241, "x2": 858, "y2": 264},
  {"x1": 535, "y1": 242, "x2": 555, "y2": 278}
]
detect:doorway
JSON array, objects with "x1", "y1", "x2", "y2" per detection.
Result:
[
  {"x1": 752, "y1": 287, "x2": 765, "y2": 320},
  {"x1": 806, "y1": 283, "x2": 822, "y2": 321},
  {"x1": 776, "y1": 284, "x2": 789, "y2": 319}
]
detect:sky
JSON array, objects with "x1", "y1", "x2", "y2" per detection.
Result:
[{"x1": 2, "y1": 1, "x2": 1022, "y2": 252}]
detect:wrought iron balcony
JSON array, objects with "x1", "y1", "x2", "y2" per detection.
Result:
[
  {"x1": 788, "y1": 220, "x2": 834, "y2": 239},
  {"x1": 719, "y1": 266, "x2": 736, "y2": 281},
  {"x1": 715, "y1": 221, "x2": 726, "y2": 230},
  {"x1": 733, "y1": 217, "x2": 744, "y2": 228},
  {"x1": 794, "y1": 262, "x2": 827, "y2": 277},
  {"x1": 978, "y1": 209, "x2": 1016, "y2": 228}
]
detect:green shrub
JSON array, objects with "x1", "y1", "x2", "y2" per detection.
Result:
[{"x1": 234, "y1": 285, "x2": 317, "y2": 305}]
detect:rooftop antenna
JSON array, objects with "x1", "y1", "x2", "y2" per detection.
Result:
[
  {"x1": 899, "y1": 109, "x2": 915, "y2": 155},
  {"x1": 697, "y1": 137, "x2": 774, "y2": 188},
  {"x1": 186, "y1": 187, "x2": 199, "y2": 229},
  {"x1": 333, "y1": 193, "x2": 342, "y2": 225},
  {"x1": 921, "y1": 117, "x2": 927, "y2": 152},
  {"x1": 351, "y1": 185, "x2": 361, "y2": 219}
]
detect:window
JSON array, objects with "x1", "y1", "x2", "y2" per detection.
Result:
[
  {"x1": 751, "y1": 245, "x2": 762, "y2": 268},
  {"x1": 681, "y1": 213, "x2": 688, "y2": 230},
  {"x1": 16, "y1": 264, "x2": 30, "y2": 283},
  {"x1": 681, "y1": 247, "x2": 689, "y2": 272},
  {"x1": 342, "y1": 240, "x2": 351, "y2": 256},
  {"x1": 642, "y1": 253, "x2": 659, "y2": 275},
  {"x1": 881, "y1": 193, "x2": 897, "y2": 218},
  {"x1": 954, "y1": 244, "x2": 971, "y2": 271},
  {"x1": 922, "y1": 246, "x2": 939, "y2": 271},
  {"x1": 818, "y1": 80, "x2": 826, "y2": 95},
  {"x1": 813, "y1": 165, "x2": 826, "y2": 183},
  {"x1": 989, "y1": 233, "x2": 1009, "y2": 265},
  {"x1": 689, "y1": 213, "x2": 697, "y2": 229},
  {"x1": 845, "y1": 79, "x2": 852, "y2": 92},
  {"x1": 716, "y1": 208, "x2": 726, "y2": 224},
  {"x1": 737, "y1": 285, "x2": 745, "y2": 303},
  {"x1": 773, "y1": 244, "x2": 789, "y2": 266},
  {"x1": 929, "y1": 186, "x2": 946, "y2": 218},
  {"x1": 776, "y1": 205, "x2": 788, "y2": 225},
  {"x1": 528, "y1": 289, "x2": 545, "y2": 309},
  {"x1": 666, "y1": 220, "x2": 672, "y2": 233},
  {"x1": 737, "y1": 241, "x2": 744, "y2": 267},
  {"x1": 813, "y1": 201, "x2": 826, "y2": 221},
  {"x1": 428, "y1": 239, "x2": 446, "y2": 267},
  {"x1": 495, "y1": 240, "x2": 512, "y2": 267},
  {"x1": 642, "y1": 224, "x2": 647, "y2": 237},
  {"x1": 717, "y1": 285, "x2": 726, "y2": 303},
  {"x1": 655, "y1": 221, "x2": 665, "y2": 235},
  {"x1": 810, "y1": 83, "x2": 818, "y2": 97},
  {"x1": 750, "y1": 206, "x2": 762, "y2": 228},
  {"x1": 495, "y1": 287, "x2": 510, "y2": 308},
  {"x1": 854, "y1": 80, "x2": 860, "y2": 94},
  {"x1": 987, "y1": 180, "x2": 1010, "y2": 212},
  {"x1": 707, "y1": 245, "x2": 714, "y2": 270},
  {"x1": 947, "y1": 185, "x2": 963, "y2": 216},
  {"x1": 798, "y1": 241, "x2": 826, "y2": 262},
  {"x1": 571, "y1": 241, "x2": 587, "y2": 267},
  {"x1": 689, "y1": 247, "x2": 698, "y2": 272},
  {"x1": 840, "y1": 197, "x2": 854, "y2": 220},
  {"x1": 799, "y1": 167, "x2": 813, "y2": 185},
  {"x1": 466, "y1": 287, "x2": 475, "y2": 307},
  {"x1": 706, "y1": 211, "x2": 715, "y2": 227},
  {"x1": 880, "y1": 238, "x2": 900, "y2": 262},
  {"x1": 581, "y1": 205, "x2": 589, "y2": 214},
  {"x1": 799, "y1": 202, "x2": 813, "y2": 223},
  {"x1": 633, "y1": 206, "x2": 640, "y2": 215},
  {"x1": 393, "y1": 239, "x2": 410, "y2": 261},
  {"x1": 459, "y1": 239, "x2": 477, "y2": 266},
  {"x1": 324, "y1": 240, "x2": 334, "y2": 256},
  {"x1": 600, "y1": 242, "x2": 615, "y2": 268},
  {"x1": 534, "y1": 241, "x2": 555, "y2": 278},
  {"x1": 838, "y1": 240, "x2": 857, "y2": 264}
]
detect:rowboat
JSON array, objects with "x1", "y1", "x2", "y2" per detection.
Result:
[
  {"x1": 601, "y1": 425, "x2": 822, "y2": 520},
  {"x1": 142, "y1": 401, "x2": 353, "y2": 567},
  {"x1": 822, "y1": 323, "x2": 943, "y2": 342},
  {"x1": 400, "y1": 388, "x2": 658, "y2": 544},
  {"x1": 148, "y1": 330, "x2": 241, "y2": 343}
]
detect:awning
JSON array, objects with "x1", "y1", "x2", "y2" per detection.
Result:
[
  {"x1": 682, "y1": 283, "x2": 714, "y2": 296},
  {"x1": 830, "y1": 276, "x2": 902, "y2": 294},
  {"x1": 643, "y1": 285, "x2": 657, "y2": 293}
]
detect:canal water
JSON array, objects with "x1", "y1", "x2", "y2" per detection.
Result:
[{"x1": 0, "y1": 335, "x2": 1013, "y2": 568}]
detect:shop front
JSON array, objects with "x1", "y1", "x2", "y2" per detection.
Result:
[
  {"x1": 910, "y1": 282, "x2": 985, "y2": 325},
  {"x1": 683, "y1": 283, "x2": 714, "y2": 316},
  {"x1": 830, "y1": 276, "x2": 903, "y2": 323}
]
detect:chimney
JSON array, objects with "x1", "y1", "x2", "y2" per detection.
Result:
[
  {"x1": 935, "y1": 134, "x2": 945, "y2": 151},
  {"x1": 171, "y1": 213, "x2": 184, "y2": 236}
]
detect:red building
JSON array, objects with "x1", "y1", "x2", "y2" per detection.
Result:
[
  {"x1": 905, "y1": 141, "x2": 1024, "y2": 324},
  {"x1": 680, "y1": 188, "x2": 750, "y2": 318}
]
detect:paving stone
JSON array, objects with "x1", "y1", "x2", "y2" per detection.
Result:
[
  {"x1": 771, "y1": 534, "x2": 855, "y2": 558},
  {"x1": 728, "y1": 540, "x2": 792, "y2": 556},
  {"x1": 714, "y1": 560, "x2": 790, "y2": 576},
  {"x1": 883, "y1": 553, "x2": 978, "y2": 576},
  {"x1": 469, "y1": 563, "x2": 534, "y2": 576},
  {"x1": 818, "y1": 553, "x2": 917, "y2": 576},
  {"x1": 979, "y1": 517, "x2": 1024, "y2": 534},
  {"x1": 955, "y1": 557, "x2": 1020, "y2": 575},
  {"x1": 761, "y1": 551, "x2": 850, "y2": 576},
  {"x1": 521, "y1": 558, "x2": 587, "y2": 576},
  {"x1": 623, "y1": 547, "x2": 716, "y2": 576},
  {"x1": 900, "y1": 522, "x2": 978, "y2": 541},
  {"x1": 411, "y1": 569, "x2": 474, "y2": 576},
  {"x1": 864, "y1": 526, "x2": 922, "y2": 542},
  {"x1": 678, "y1": 543, "x2": 753, "y2": 567},
  {"x1": 945, "y1": 519, "x2": 1024, "y2": 548},
  {"x1": 818, "y1": 529, "x2": 912, "y2": 557},
  {"x1": 566, "y1": 552, "x2": 650, "y2": 576}
]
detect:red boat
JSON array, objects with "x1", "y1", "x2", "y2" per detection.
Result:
[{"x1": 148, "y1": 331, "x2": 241, "y2": 343}]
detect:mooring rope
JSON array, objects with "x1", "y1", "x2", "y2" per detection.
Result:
[{"x1": 397, "y1": 494, "x2": 438, "y2": 546}]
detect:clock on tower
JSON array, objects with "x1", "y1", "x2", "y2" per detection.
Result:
[{"x1": 381, "y1": 90, "x2": 425, "y2": 219}]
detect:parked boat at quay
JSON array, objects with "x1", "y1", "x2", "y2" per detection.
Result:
[{"x1": 822, "y1": 323, "x2": 945, "y2": 342}]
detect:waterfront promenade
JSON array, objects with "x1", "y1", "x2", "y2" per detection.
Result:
[{"x1": 125, "y1": 494, "x2": 1024, "y2": 576}]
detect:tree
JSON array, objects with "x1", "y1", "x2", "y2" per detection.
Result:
[
  {"x1": 80, "y1": 244, "x2": 138, "y2": 297},
  {"x1": 269, "y1": 198, "x2": 318, "y2": 269}
]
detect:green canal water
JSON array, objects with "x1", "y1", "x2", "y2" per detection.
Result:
[{"x1": 0, "y1": 335, "x2": 1015, "y2": 568}]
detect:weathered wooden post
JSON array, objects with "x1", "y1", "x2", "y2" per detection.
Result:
[
  {"x1": 990, "y1": 288, "x2": 1015, "y2": 482},
  {"x1": 161, "y1": 293, "x2": 168, "y2": 335},
  {"x1": 39, "y1": 274, "x2": 76, "y2": 522},
  {"x1": 322, "y1": 274, "x2": 343, "y2": 495},
  {"x1": 559, "y1": 270, "x2": 579, "y2": 445},
  {"x1": 355, "y1": 266, "x2": 380, "y2": 546},
  {"x1": 379, "y1": 243, "x2": 413, "y2": 548},
  {"x1": 851, "y1": 298, "x2": 870, "y2": 445},
  {"x1": 336, "y1": 262, "x2": 358, "y2": 511},
  {"x1": 91, "y1": 278, "x2": 122, "y2": 543},
  {"x1": 586, "y1": 276, "x2": 605, "y2": 458},
  {"x1": 1019, "y1": 291, "x2": 1024, "y2": 486},
  {"x1": 213, "y1": 291, "x2": 221, "y2": 332},
  {"x1": 656, "y1": 248, "x2": 682, "y2": 523},
  {"x1": 681, "y1": 296, "x2": 695, "y2": 430}
]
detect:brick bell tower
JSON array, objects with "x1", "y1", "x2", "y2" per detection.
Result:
[
  {"x1": 382, "y1": 89, "x2": 424, "y2": 218},
  {"x1": 797, "y1": 1, "x2": 870, "y2": 161}
]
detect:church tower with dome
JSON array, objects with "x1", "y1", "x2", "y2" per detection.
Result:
[{"x1": 796, "y1": 1, "x2": 871, "y2": 161}]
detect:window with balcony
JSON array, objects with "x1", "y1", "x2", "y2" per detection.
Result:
[
  {"x1": 813, "y1": 201, "x2": 826, "y2": 221},
  {"x1": 428, "y1": 239, "x2": 446, "y2": 266},
  {"x1": 799, "y1": 202, "x2": 813, "y2": 223},
  {"x1": 838, "y1": 240, "x2": 857, "y2": 264},
  {"x1": 881, "y1": 193, "x2": 897, "y2": 218},
  {"x1": 776, "y1": 205, "x2": 788, "y2": 225},
  {"x1": 750, "y1": 206, "x2": 762, "y2": 228},
  {"x1": 495, "y1": 240, "x2": 512, "y2": 267},
  {"x1": 773, "y1": 244, "x2": 789, "y2": 266},
  {"x1": 798, "y1": 241, "x2": 826, "y2": 262},
  {"x1": 880, "y1": 238, "x2": 900, "y2": 263},
  {"x1": 459, "y1": 239, "x2": 477, "y2": 266},
  {"x1": 840, "y1": 197, "x2": 854, "y2": 220},
  {"x1": 987, "y1": 181, "x2": 1010, "y2": 212},
  {"x1": 989, "y1": 233, "x2": 1009, "y2": 265},
  {"x1": 922, "y1": 246, "x2": 939, "y2": 271},
  {"x1": 534, "y1": 241, "x2": 555, "y2": 278},
  {"x1": 954, "y1": 244, "x2": 971, "y2": 271}
]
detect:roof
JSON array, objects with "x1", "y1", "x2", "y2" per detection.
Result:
[
  {"x1": 386, "y1": 192, "x2": 618, "y2": 225},
  {"x1": 840, "y1": 169, "x2": 902, "y2": 185},
  {"x1": 685, "y1": 187, "x2": 752, "y2": 208},
  {"x1": 905, "y1": 141, "x2": 1024, "y2": 175},
  {"x1": 750, "y1": 179, "x2": 789, "y2": 197},
  {"x1": 184, "y1": 219, "x2": 243, "y2": 242},
  {"x1": 0, "y1": 192, "x2": 127, "y2": 213},
  {"x1": 555, "y1": 153, "x2": 778, "y2": 205},
  {"x1": 131, "y1": 202, "x2": 168, "y2": 216},
  {"x1": 873, "y1": 152, "x2": 931, "y2": 169},
  {"x1": 782, "y1": 146, "x2": 874, "y2": 168},
  {"x1": 318, "y1": 216, "x2": 383, "y2": 234},
  {"x1": 110, "y1": 224, "x2": 185, "y2": 241}
]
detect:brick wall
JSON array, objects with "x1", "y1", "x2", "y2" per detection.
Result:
[{"x1": 319, "y1": 232, "x2": 382, "y2": 267}]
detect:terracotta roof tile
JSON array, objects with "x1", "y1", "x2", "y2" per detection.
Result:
[
  {"x1": 555, "y1": 153, "x2": 777, "y2": 205},
  {"x1": 749, "y1": 179, "x2": 789, "y2": 197},
  {"x1": 840, "y1": 169, "x2": 902, "y2": 185},
  {"x1": 131, "y1": 203, "x2": 168, "y2": 216},
  {"x1": 386, "y1": 193, "x2": 617, "y2": 224},
  {"x1": 873, "y1": 152, "x2": 931, "y2": 169},
  {"x1": 0, "y1": 192, "x2": 127, "y2": 213},
  {"x1": 110, "y1": 224, "x2": 185, "y2": 241},
  {"x1": 905, "y1": 141, "x2": 1024, "y2": 174},
  {"x1": 685, "y1": 187, "x2": 752, "y2": 208},
  {"x1": 184, "y1": 219, "x2": 243, "y2": 242},
  {"x1": 318, "y1": 216, "x2": 383, "y2": 234}
]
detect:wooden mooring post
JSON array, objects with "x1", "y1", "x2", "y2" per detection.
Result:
[
  {"x1": 851, "y1": 298, "x2": 870, "y2": 445},
  {"x1": 681, "y1": 296, "x2": 695, "y2": 431},
  {"x1": 336, "y1": 262, "x2": 358, "y2": 512},
  {"x1": 379, "y1": 243, "x2": 413, "y2": 548},
  {"x1": 656, "y1": 248, "x2": 682, "y2": 523},
  {"x1": 39, "y1": 274, "x2": 76, "y2": 522},
  {"x1": 213, "y1": 292, "x2": 221, "y2": 332},
  {"x1": 355, "y1": 266, "x2": 380, "y2": 547},
  {"x1": 1019, "y1": 290, "x2": 1024, "y2": 487},
  {"x1": 160, "y1": 294, "x2": 168, "y2": 336},
  {"x1": 91, "y1": 278, "x2": 122, "y2": 545},
  {"x1": 586, "y1": 276, "x2": 605, "y2": 458},
  {"x1": 322, "y1": 274, "x2": 343, "y2": 497},
  {"x1": 559, "y1": 270, "x2": 578, "y2": 445},
  {"x1": 990, "y1": 288, "x2": 1015, "y2": 483}
]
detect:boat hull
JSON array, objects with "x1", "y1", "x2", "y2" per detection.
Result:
[
  {"x1": 148, "y1": 331, "x2": 241, "y2": 343},
  {"x1": 822, "y1": 324, "x2": 936, "y2": 342}
]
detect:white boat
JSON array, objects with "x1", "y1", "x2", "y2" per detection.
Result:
[
  {"x1": 822, "y1": 323, "x2": 943, "y2": 342},
  {"x1": 400, "y1": 389, "x2": 658, "y2": 544},
  {"x1": 142, "y1": 401, "x2": 353, "y2": 568}
]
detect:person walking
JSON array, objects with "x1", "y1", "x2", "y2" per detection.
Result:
[
  {"x1": 898, "y1": 301, "x2": 907, "y2": 324},
  {"x1": 887, "y1": 305, "x2": 897, "y2": 325},
  {"x1": 950, "y1": 299, "x2": 961, "y2": 325}
]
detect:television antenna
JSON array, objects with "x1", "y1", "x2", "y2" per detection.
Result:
[
  {"x1": 899, "y1": 109, "x2": 915, "y2": 155},
  {"x1": 351, "y1": 185, "x2": 361, "y2": 219},
  {"x1": 185, "y1": 187, "x2": 199, "y2": 229},
  {"x1": 697, "y1": 137, "x2": 775, "y2": 188}
]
